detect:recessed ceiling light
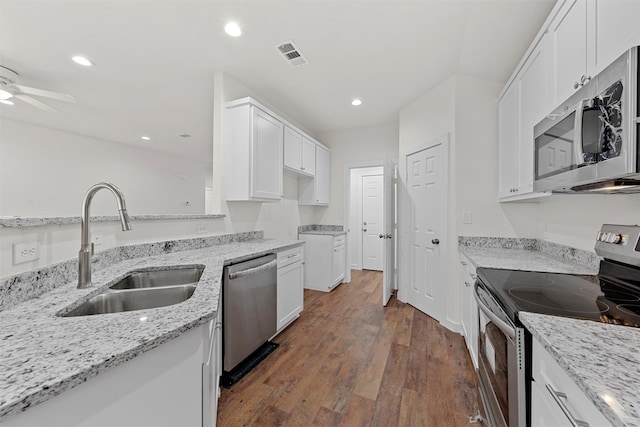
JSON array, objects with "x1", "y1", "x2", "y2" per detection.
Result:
[
  {"x1": 225, "y1": 22, "x2": 242, "y2": 37},
  {"x1": 0, "y1": 99, "x2": 14, "y2": 105},
  {"x1": 72, "y1": 56, "x2": 94, "y2": 67},
  {"x1": 351, "y1": 98, "x2": 362, "y2": 106},
  {"x1": 0, "y1": 89, "x2": 13, "y2": 100},
  {"x1": 141, "y1": 136, "x2": 151, "y2": 141}
]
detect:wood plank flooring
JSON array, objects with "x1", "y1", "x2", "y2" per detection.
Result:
[{"x1": 217, "y1": 270, "x2": 478, "y2": 426}]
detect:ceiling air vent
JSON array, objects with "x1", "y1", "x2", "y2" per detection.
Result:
[{"x1": 275, "y1": 40, "x2": 308, "y2": 68}]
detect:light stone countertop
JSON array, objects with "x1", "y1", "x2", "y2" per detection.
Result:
[
  {"x1": 0, "y1": 214, "x2": 225, "y2": 228},
  {"x1": 0, "y1": 238, "x2": 303, "y2": 422},
  {"x1": 459, "y1": 245, "x2": 599, "y2": 275},
  {"x1": 459, "y1": 241, "x2": 638, "y2": 427},
  {"x1": 298, "y1": 230, "x2": 347, "y2": 237},
  {"x1": 520, "y1": 312, "x2": 640, "y2": 427}
]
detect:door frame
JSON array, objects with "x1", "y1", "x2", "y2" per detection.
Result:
[
  {"x1": 343, "y1": 160, "x2": 386, "y2": 284},
  {"x1": 398, "y1": 133, "x2": 457, "y2": 331}
]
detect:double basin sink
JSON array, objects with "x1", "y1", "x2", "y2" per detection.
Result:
[{"x1": 61, "y1": 266, "x2": 204, "y2": 317}]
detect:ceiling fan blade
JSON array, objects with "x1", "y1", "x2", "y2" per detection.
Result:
[
  {"x1": 14, "y1": 94, "x2": 60, "y2": 112},
  {"x1": 14, "y1": 84, "x2": 76, "y2": 103}
]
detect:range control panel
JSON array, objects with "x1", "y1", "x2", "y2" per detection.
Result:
[{"x1": 595, "y1": 224, "x2": 640, "y2": 267}]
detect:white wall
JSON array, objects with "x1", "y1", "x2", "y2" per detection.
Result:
[
  {"x1": 212, "y1": 72, "x2": 322, "y2": 240},
  {"x1": 0, "y1": 119, "x2": 208, "y2": 216},
  {"x1": 317, "y1": 122, "x2": 399, "y2": 226}
]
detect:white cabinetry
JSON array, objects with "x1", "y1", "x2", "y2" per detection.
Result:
[
  {"x1": 3, "y1": 321, "x2": 218, "y2": 427},
  {"x1": 459, "y1": 253, "x2": 478, "y2": 369},
  {"x1": 299, "y1": 145, "x2": 330, "y2": 206},
  {"x1": 550, "y1": 0, "x2": 640, "y2": 106},
  {"x1": 225, "y1": 100, "x2": 283, "y2": 202},
  {"x1": 550, "y1": 0, "x2": 589, "y2": 105},
  {"x1": 299, "y1": 233, "x2": 345, "y2": 291},
  {"x1": 276, "y1": 246, "x2": 304, "y2": 332},
  {"x1": 531, "y1": 337, "x2": 611, "y2": 427},
  {"x1": 284, "y1": 126, "x2": 316, "y2": 177}
]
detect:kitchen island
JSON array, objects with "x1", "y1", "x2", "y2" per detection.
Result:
[{"x1": 0, "y1": 234, "x2": 303, "y2": 424}]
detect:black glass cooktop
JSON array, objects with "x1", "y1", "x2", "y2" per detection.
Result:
[{"x1": 476, "y1": 261, "x2": 640, "y2": 328}]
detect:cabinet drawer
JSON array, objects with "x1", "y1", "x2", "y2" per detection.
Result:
[
  {"x1": 333, "y1": 234, "x2": 346, "y2": 247},
  {"x1": 459, "y1": 253, "x2": 477, "y2": 279},
  {"x1": 531, "y1": 339, "x2": 611, "y2": 426},
  {"x1": 278, "y1": 247, "x2": 304, "y2": 269}
]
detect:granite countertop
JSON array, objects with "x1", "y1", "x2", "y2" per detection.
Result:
[
  {"x1": 459, "y1": 239, "x2": 638, "y2": 426},
  {"x1": 459, "y1": 245, "x2": 599, "y2": 275},
  {"x1": 298, "y1": 230, "x2": 346, "y2": 237},
  {"x1": 0, "y1": 238, "x2": 303, "y2": 422},
  {"x1": 521, "y1": 313, "x2": 640, "y2": 427}
]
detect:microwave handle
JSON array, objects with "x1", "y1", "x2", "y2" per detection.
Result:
[{"x1": 573, "y1": 99, "x2": 588, "y2": 165}]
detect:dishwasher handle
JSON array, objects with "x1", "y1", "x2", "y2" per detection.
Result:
[{"x1": 228, "y1": 259, "x2": 277, "y2": 280}]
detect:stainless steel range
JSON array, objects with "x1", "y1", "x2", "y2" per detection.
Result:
[{"x1": 474, "y1": 224, "x2": 640, "y2": 427}]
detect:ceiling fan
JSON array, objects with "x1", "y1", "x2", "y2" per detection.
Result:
[{"x1": 0, "y1": 65, "x2": 76, "y2": 112}]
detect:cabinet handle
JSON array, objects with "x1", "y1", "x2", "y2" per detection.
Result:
[
  {"x1": 545, "y1": 384, "x2": 590, "y2": 427},
  {"x1": 464, "y1": 280, "x2": 471, "y2": 287},
  {"x1": 461, "y1": 260, "x2": 467, "y2": 265},
  {"x1": 301, "y1": 167, "x2": 305, "y2": 170},
  {"x1": 574, "y1": 81, "x2": 581, "y2": 89},
  {"x1": 470, "y1": 273, "x2": 477, "y2": 280}
]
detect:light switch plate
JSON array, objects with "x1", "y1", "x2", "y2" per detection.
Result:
[{"x1": 463, "y1": 212, "x2": 472, "y2": 224}]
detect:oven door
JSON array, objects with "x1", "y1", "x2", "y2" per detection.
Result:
[{"x1": 475, "y1": 281, "x2": 526, "y2": 427}]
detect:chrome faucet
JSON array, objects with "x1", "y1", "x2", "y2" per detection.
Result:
[{"x1": 78, "y1": 182, "x2": 132, "y2": 289}]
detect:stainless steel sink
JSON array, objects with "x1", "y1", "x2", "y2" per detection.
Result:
[
  {"x1": 108, "y1": 266, "x2": 204, "y2": 290},
  {"x1": 61, "y1": 285, "x2": 197, "y2": 317}
]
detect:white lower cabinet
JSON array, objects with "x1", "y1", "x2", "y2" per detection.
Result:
[
  {"x1": 3, "y1": 319, "x2": 220, "y2": 427},
  {"x1": 531, "y1": 337, "x2": 611, "y2": 427},
  {"x1": 299, "y1": 233, "x2": 345, "y2": 291},
  {"x1": 276, "y1": 247, "x2": 304, "y2": 332},
  {"x1": 459, "y1": 253, "x2": 478, "y2": 369}
]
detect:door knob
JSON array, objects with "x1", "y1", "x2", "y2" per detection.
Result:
[
  {"x1": 386, "y1": 234, "x2": 392, "y2": 239},
  {"x1": 363, "y1": 229, "x2": 367, "y2": 232},
  {"x1": 363, "y1": 222, "x2": 367, "y2": 226},
  {"x1": 432, "y1": 238, "x2": 440, "y2": 245},
  {"x1": 379, "y1": 234, "x2": 384, "y2": 239}
]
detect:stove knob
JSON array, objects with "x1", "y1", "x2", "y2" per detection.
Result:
[
  {"x1": 610, "y1": 233, "x2": 622, "y2": 244},
  {"x1": 600, "y1": 232, "x2": 611, "y2": 242}
]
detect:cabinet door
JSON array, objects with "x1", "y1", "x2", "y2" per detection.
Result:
[
  {"x1": 251, "y1": 107, "x2": 283, "y2": 200},
  {"x1": 332, "y1": 244, "x2": 345, "y2": 285},
  {"x1": 277, "y1": 261, "x2": 304, "y2": 331},
  {"x1": 284, "y1": 126, "x2": 302, "y2": 171},
  {"x1": 550, "y1": 0, "x2": 588, "y2": 105},
  {"x1": 518, "y1": 34, "x2": 551, "y2": 194},
  {"x1": 589, "y1": 0, "x2": 640, "y2": 75},
  {"x1": 315, "y1": 145, "x2": 331, "y2": 205},
  {"x1": 498, "y1": 83, "x2": 520, "y2": 198},
  {"x1": 301, "y1": 137, "x2": 316, "y2": 176}
]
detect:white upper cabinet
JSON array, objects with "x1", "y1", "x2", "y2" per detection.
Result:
[
  {"x1": 284, "y1": 126, "x2": 316, "y2": 177},
  {"x1": 225, "y1": 101, "x2": 283, "y2": 202},
  {"x1": 550, "y1": 0, "x2": 589, "y2": 106},
  {"x1": 299, "y1": 145, "x2": 330, "y2": 206},
  {"x1": 498, "y1": 35, "x2": 552, "y2": 202},
  {"x1": 301, "y1": 137, "x2": 316, "y2": 176},
  {"x1": 588, "y1": 0, "x2": 640, "y2": 75}
]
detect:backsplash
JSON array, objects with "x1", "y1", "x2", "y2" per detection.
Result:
[
  {"x1": 458, "y1": 236, "x2": 601, "y2": 269},
  {"x1": 298, "y1": 224, "x2": 344, "y2": 233},
  {"x1": 0, "y1": 231, "x2": 263, "y2": 311}
]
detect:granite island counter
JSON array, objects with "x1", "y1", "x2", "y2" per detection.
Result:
[{"x1": 0, "y1": 234, "x2": 303, "y2": 423}]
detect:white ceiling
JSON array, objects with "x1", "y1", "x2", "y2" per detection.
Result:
[{"x1": 0, "y1": 0, "x2": 555, "y2": 162}]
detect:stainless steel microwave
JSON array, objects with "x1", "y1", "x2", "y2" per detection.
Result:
[{"x1": 533, "y1": 46, "x2": 639, "y2": 193}]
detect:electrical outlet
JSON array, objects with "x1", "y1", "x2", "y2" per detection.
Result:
[
  {"x1": 196, "y1": 225, "x2": 207, "y2": 234},
  {"x1": 13, "y1": 241, "x2": 40, "y2": 265}
]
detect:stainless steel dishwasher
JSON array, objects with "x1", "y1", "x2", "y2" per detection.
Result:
[{"x1": 222, "y1": 253, "x2": 278, "y2": 386}]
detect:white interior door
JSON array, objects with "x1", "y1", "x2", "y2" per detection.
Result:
[
  {"x1": 362, "y1": 175, "x2": 383, "y2": 271},
  {"x1": 405, "y1": 142, "x2": 447, "y2": 322},
  {"x1": 382, "y1": 156, "x2": 396, "y2": 306}
]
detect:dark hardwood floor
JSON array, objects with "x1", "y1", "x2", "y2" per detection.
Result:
[{"x1": 217, "y1": 269, "x2": 479, "y2": 426}]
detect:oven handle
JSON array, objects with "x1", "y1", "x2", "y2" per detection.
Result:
[{"x1": 474, "y1": 282, "x2": 516, "y2": 340}]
